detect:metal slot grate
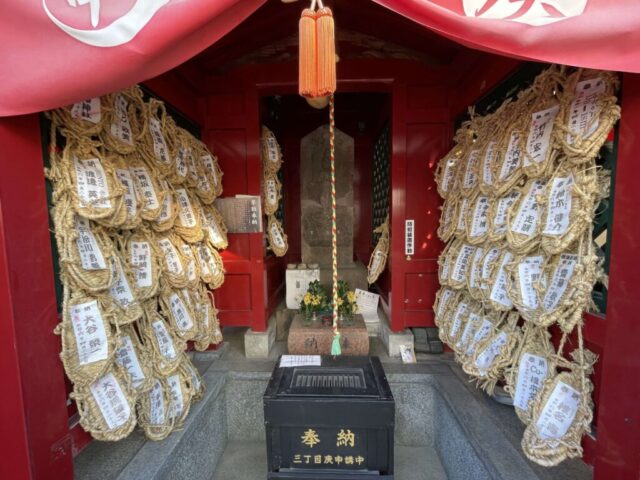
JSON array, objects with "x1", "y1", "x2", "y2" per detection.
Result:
[{"x1": 290, "y1": 368, "x2": 366, "y2": 390}]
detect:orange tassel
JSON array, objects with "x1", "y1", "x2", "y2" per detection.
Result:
[
  {"x1": 315, "y1": 7, "x2": 336, "y2": 97},
  {"x1": 299, "y1": 8, "x2": 318, "y2": 98}
]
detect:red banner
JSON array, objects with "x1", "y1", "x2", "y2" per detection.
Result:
[{"x1": 1, "y1": 0, "x2": 639, "y2": 117}]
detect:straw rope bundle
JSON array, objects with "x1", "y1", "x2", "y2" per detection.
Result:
[
  {"x1": 164, "y1": 367, "x2": 193, "y2": 430},
  {"x1": 53, "y1": 202, "x2": 118, "y2": 293},
  {"x1": 139, "y1": 98, "x2": 174, "y2": 175},
  {"x1": 367, "y1": 217, "x2": 390, "y2": 285},
  {"x1": 201, "y1": 204, "x2": 229, "y2": 250},
  {"x1": 466, "y1": 244, "x2": 486, "y2": 300},
  {"x1": 556, "y1": 69, "x2": 620, "y2": 164},
  {"x1": 484, "y1": 249, "x2": 515, "y2": 311},
  {"x1": 505, "y1": 251, "x2": 547, "y2": 322},
  {"x1": 50, "y1": 97, "x2": 105, "y2": 137},
  {"x1": 458, "y1": 115, "x2": 488, "y2": 198},
  {"x1": 107, "y1": 155, "x2": 144, "y2": 230},
  {"x1": 433, "y1": 287, "x2": 461, "y2": 329},
  {"x1": 453, "y1": 302, "x2": 483, "y2": 359},
  {"x1": 172, "y1": 236, "x2": 200, "y2": 289},
  {"x1": 155, "y1": 233, "x2": 190, "y2": 289},
  {"x1": 200, "y1": 151, "x2": 224, "y2": 199},
  {"x1": 101, "y1": 86, "x2": 145, "y2": 155},
  {"x1": 266, "y1": 215, "x2": 289, "y2": 257},
  {"x1": 193, "y1": 287, "x2": 215, "y2": 351},
  {"x1": 504, "y1": 324, "x2": 556, "y2": 424},
  {"x1": 195, "y1": 242, "x2": 225, "y2": 289},
  {"x1": 448, "y1": 242, "x2": 477, "y2": 290},
  {"x1": 262, "y1": 171, "x2": 282, "y2": 216},
  {"x1": 437, "y1": 238, "x2": 458, "y2": 288},
  {"x1": 168, "y1": 126, "x2": 193, "y2": 186},
  {"x1": 522, "y1": 337, "x2": 597, "y2": 466},
  {"x1": 505, "y1": 178, "x2": 548, "y2": 254},
  {"x1": 114, "y1": 324, "x2": 154, "y2": 394},
  {"x1": 129, "y1": 155, "x2": 166, "y2": 222},
  {"x1": 437, "y1": 197, "x2": 458, "y2": 242},
  {"x1": 106, "y1": 252, "x2": 144, "y2": 324},
  {"x1": 151, "y1": 179, "x2": 178, "y2": 233},
  {"x1": 174, "y1": 188, "x2": 204, "y2": 243},
  {"x1": 56, "y1": 291, "x2": 116, "y2": 386},
  {"x1": 159, "y1": 286, "x2": 199, "y2": 341},
  {"x1": 465, "y1": 193, "x2": 492, "y2": 245},
  {"x1": 140, "y1": 305, "x2": 185, "y2": 376},
  {"x1": 261, "y1": 126, "x2": 283, "y2": 173},
  {"x1": 71, "y1": 367, "x2": 138, "y2": 441},
  {"x1": 460, "y1": 308, "x2": 503, "y2": 374},
  {"x1": 477, "y1": 100, "x2": 516, "y2": 196},
  {"x1": 137, "y1": 377, "x2": 175, "y2": 441},
  {"x1": 454, "y1": 197, "x2": 471, "y2": 240},
  {"x1": 124, "y1": 230, "x2": 162, "y2": 300},
  {"x1": 478, "y1": 244, "x2": 503, "y2": 302},
  {"x1": 434, "y1": 149, "x2": 462, "y2": 200},
  {"x1": 440, "y1": 294, "x2": 472, "y2": 346},
  {"x1": 487, "y1": 189, "x2": 521, "y2": 244},
  {"x1": 181, "y1": 355, "x2": 206, "y2": 402}
]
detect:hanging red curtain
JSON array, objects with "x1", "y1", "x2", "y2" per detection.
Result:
[{"x1": 373, "y1": 0, "x2": 640, "y2": 74}]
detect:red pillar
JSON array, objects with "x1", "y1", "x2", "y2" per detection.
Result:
[
  {"x1": 593, "y1": 73, "x2": 640, "y2": 480},
  {"x1": 0, "y1": 115, "x2": 73, "y2": 480}
]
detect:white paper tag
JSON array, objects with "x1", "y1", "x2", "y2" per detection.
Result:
[
  {"x1": 180, "y1": 244, "x2": 198, "y2": 282},
  {"x1": 535, "y1": 381, "x2": 581, "y2": 440},
  {"x1": 470, "y1": 196, "x2": 490, "y2": 238},
  {"x1": 70, "y1": 300, "x2": 109, "y2": 365},
  {"x1": 130, "y1": 241, "x2": 152, "y2": 288},
  {"x1": 71, "y1": 98, "x2": 101, "y2": 124},
  {"x1": 187, "y1": 151, "x2": 199, "y2": 184},
  {"x1": 90, "y1": 372, "x2": 131, "y2": 429},
  {"x1": 457, "y1": 312, "x2": 480, "y2": 349},
  {"x1": 370, "y1": 250, "x2": 385, "y2": 276},
  {"x1": 543, "y1": 175, "x2": 574, "y2": 236},
  {"x1": 270, "y1": 221, "x2": 285, "y2": 248},
  {"x1": 202, "y1": 155, "x2": 219, "y2": 187},
  {"x1": 266, "y1": 179, "x2": 279, "y2": 209},
  {"x1": 463, "y1": 150, "x2": 480, "y2": 189},
  {"x1": 543, "y1": 254, "x2": 578, "y2": 311},
  {"x1": 109, "y1": 257, "x2": 135, "y2": 308},
  {"x1": 186, "y1": 363, "x2": 202, "y2": 392},
  {"x1": 511, "y1": 179, "x2": 546, "y2": 236},
  {"x1": 517, "y1": 256, "x2": 544, "y2": 309},
  {"x1": 152, "y1": 320, "x2": 177, "y2": 360},
  {"x1": 440, "y1": 250, "x2": 451, "y2": 284},
  {"x1": 489, "y1": 252, "x2": 513, "y2": 308},
  {"x1": 499, "y1": 132, "x2": 522, "y2": 181},
  {"x1": 450, "y1": 302, "x2": 469, "y2": 339},
  {"x1": 567, "y1": 78, "x2": 606, "y2": 145},
  {"x1": 441, "y1": 158, "x2": 457, "y2": 193},
  {"x1": 115, "y1": 335, "x2": 146, "y2": 389},
  {"x1": 514, "y1": 353, "x2": 549, "y2": 411},
  {"x1": 436, "y1": 288, "x2": 455, "y2": 319},
  {"x1": 115, "y1": 169, "x2": 138, "y2": 218},
  {"x1": 475, "y1": 331, "x2": 508, "y2": 375},
  {"x1": 167, "y1": 374, "x2": 184, "y2": 419},
  {"x1": 482, "y1": 141, "x2": 497, "y2": 186},
  {"x1": 176, "y1": 189, "x2": 197, "y2": 227},
  {"x1": 457, "y1": 198, "x2": 469, "y2": 231},
  {"x1": 75, "y1": 217, "x2": 106, "y2": 270},
  {"x1": 149, "y1": 379, "x2": 166, "y2": 425},
  {"x1": 493, "y1": 191, "x2": 521, "y2": 235},
  {"x1": 110, "y1": 94, "x2": 134, "y2": 145},
  {"x1": 73, "y1": 157, "x2": 112, "y2": 209},
  {"x1": 169, "y1": 292, "x2": 194, "y2": 332},
  {"x1": 525, "y1": 105, "x2": 559, "y2": 167},
  {"x1": 280, "y1": 355, "x2": 321, "y2": 367},
  {"x1": 197, "y1": 245, "x2": 212, "y2": 278},
  {"x1": 451, "y1": 244, "x2": 476, "y2": 283},
  {"x1": 175, "y1": 148, "x2": 190, "y2": 179},
  {"x1": 205, "y1": 212, "x2": 225, "y2": 245},
  {"x1": 158, "y1": 238, "x2": 183, "y2": 275},
  {"x1": 265, "y1": 135, "x2": 280, "y2": 164},
  {"x1": 148, "y1": 118, "x2": 171, "y2": 165},
  {"x1": 130, "y1": 166, "x2": 160, "y2": 211},
  {"x1": 157, "y1": 181, "x2": 173, "y2": 223},
  {"x1": 468, "y1": 247, "x2": 484, "y2": 289},
  {"x1": 467, "y1": 318, "x2": 493, "y2": 355}
]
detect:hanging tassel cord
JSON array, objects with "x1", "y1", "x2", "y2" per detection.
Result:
[{"x1": 329, "y1": 93, "x2": 341, "y2": 355}]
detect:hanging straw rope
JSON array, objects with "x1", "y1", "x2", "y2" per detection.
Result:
[
  {"x1": 329, "y1": 94, "x2": 341, "y2": 355},
  {"x1": 367, "y1": 216, "x2": 389, "y2": 284}
]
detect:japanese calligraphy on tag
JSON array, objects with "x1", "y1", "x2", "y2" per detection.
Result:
[
  {"x1": 482, "y1": 141, "x2": 497, "y2": 186},
  {"x1": 180, "y1": 244, "x2": 197, "y2": 282},
  {"x1": 470, "y1": 196, "x2": 490, "y2": 238},
  {"x1": 567, "y1": 78, "x2": 606, "y2": 145},
  {"x1": 73, "y1": 157, "x2": 112, "y2": 209},
  {"x1": 266, "y1": 178, "x2": 279, "y2": 206},
  {"x1": 131, "y1": 166, "x2": 160, "y2": 211},
  {"x1": 70, "y1": 300, "x2": 108, "y2": 365},
  {"x1": 493, "y1": 191, "x2": 521, "y2": 235},
  {"x1": 266, "y1": 136, "x2": 280, "y2": 164},
  {"x1": 463, "y1": 150, "x2": 480, "y2": 189},
  {"x1": 489, "y1": 252, "x2": 513, "y2": 308},
  {"x1": 158, "y1": 239, "x2": 183, "y2": 275},
  {"x1": 511, "y1": 179, "x2": 546, "y2": 235},
  {"x1": 71, "y1": 98, "x2": 101, "y2": 124},
  {"x1": 481, "y1": 247, "x2": 501, "y2": 290},
  {"x1": 499, "y1": 132, "x2": 522, "y2": 181},
  {"x1": 457, "y1": 198, "x2": 469, "y2": 231},
  {"x1": 149, "y1": 379, "x2": 166, "y2": 425},
  {"x1": 131, "y1": 241, "x2": 152, "y2": 288},
  {"x1": 152, "y1": 320, "x2": 177, "y2": 360},
  {"x1": 405, "y1": 220, "x2": 414, "y2": 255},
  {"x1": 90, "y1": 373, "x2": 131, "y2": 429},
  {"x1": 148, "y1": 118, "x2": 171, "y2": 164},
  {"x1": 535, "y1": 381, "x2": 580, "y2": 440},
  {"x1": 110, "y1": 94, "x2": 134, "y2": 145},
  {"x1": 543, "y1": 254, "x2": 577, "y2": 311},
  {"x1": 441, "y1": 158, "x2": 457, "y2": 193},
  {"x1": 468, "y1": 247, "x2": 484, "y2": 288},
  {"x1": 270, "y1": 221, "x2": 285, "y2": 248},
  {"x1": 450, "y1": 302, "x2": 469, "y2": 338},
  {"x1": 436, "y1": 289, "x2": 455, "y2": 318},
  {"x1": 205, "y1": 212, "x2": 224, "y2": 245},
  {"x1": 457, "y1": 312, "x2": 480, "y2": 349},
  {"x1": 475, "y1": 331, "x2": 508, "y2": 375},
  {"x1": 157, "y1": 181, "x2": 173, "y2": 222},
  {"x1": 115, "y1": 169, "x2": 138, "y2": 218},
  {"x1": 169, "y1": 292, "x2": 193, "y2": 331},
  {"x1": 525, "y1": 105, "x2": 559, "y2": 167},
  {"x1": 467, "y1": 318, "x2": 493, "y2": 356},
  {"x1": 75, "y1": 217, "x2": 106, "y2": 270},
  {"x1": 109, "y1": 258, "x2": 135, "y2": 308},
  {"x1": 175, "y1": 148, "x2": 190, "y2": 179},
  {"x1": 543, "y1": 175, "x2": 574, "y2": 235},
  {"x1": 452, "y1": 244, "x2": 476, "y2": 283},
  {"x1": 167, "y1": 374, "x2": 184, "y2": 418},
  {"x1": 176, "y1": 189, "x2": 196, "y2": 227},
  {"x1": 514, "y1": 353, "x2": 549, "y2": 411},
  {"x1": 517, "y1": 255, "x2": 544, "y2": 309},
  {"x1": 115, "y1": 335, "x2": 146, "y2": 389},
  {"x1": 202, "y1": 155, "x2": 219, "y2": 186}
]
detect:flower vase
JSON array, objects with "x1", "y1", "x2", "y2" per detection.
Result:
[{"x1": 339, "y1": 312, "x2": 355, "y2": 327}]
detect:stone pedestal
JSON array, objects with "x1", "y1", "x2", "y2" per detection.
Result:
[
  {"x1": 287, "y1": 313, "x2": 369, "y2": 356},
  {"x1": 244, "y1": 317, "x2": 276, "y2": 358}
]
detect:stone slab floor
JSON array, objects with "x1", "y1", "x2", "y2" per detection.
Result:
[{"x1": 213, "y1": 442, "x2": 447, "y2": 480}]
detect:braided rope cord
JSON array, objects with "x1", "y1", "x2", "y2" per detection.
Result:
[{"x1": 329, "y1": 94, "x2": 341, "y2": 354}]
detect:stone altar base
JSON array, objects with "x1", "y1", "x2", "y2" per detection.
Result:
[{"x1": 287, "y1": 313, "x2": 370, "y2": 356}]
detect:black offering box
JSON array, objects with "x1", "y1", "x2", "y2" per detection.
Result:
[{"x1": 263, "y1": 355, "x2": 395, "y2": 479}]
